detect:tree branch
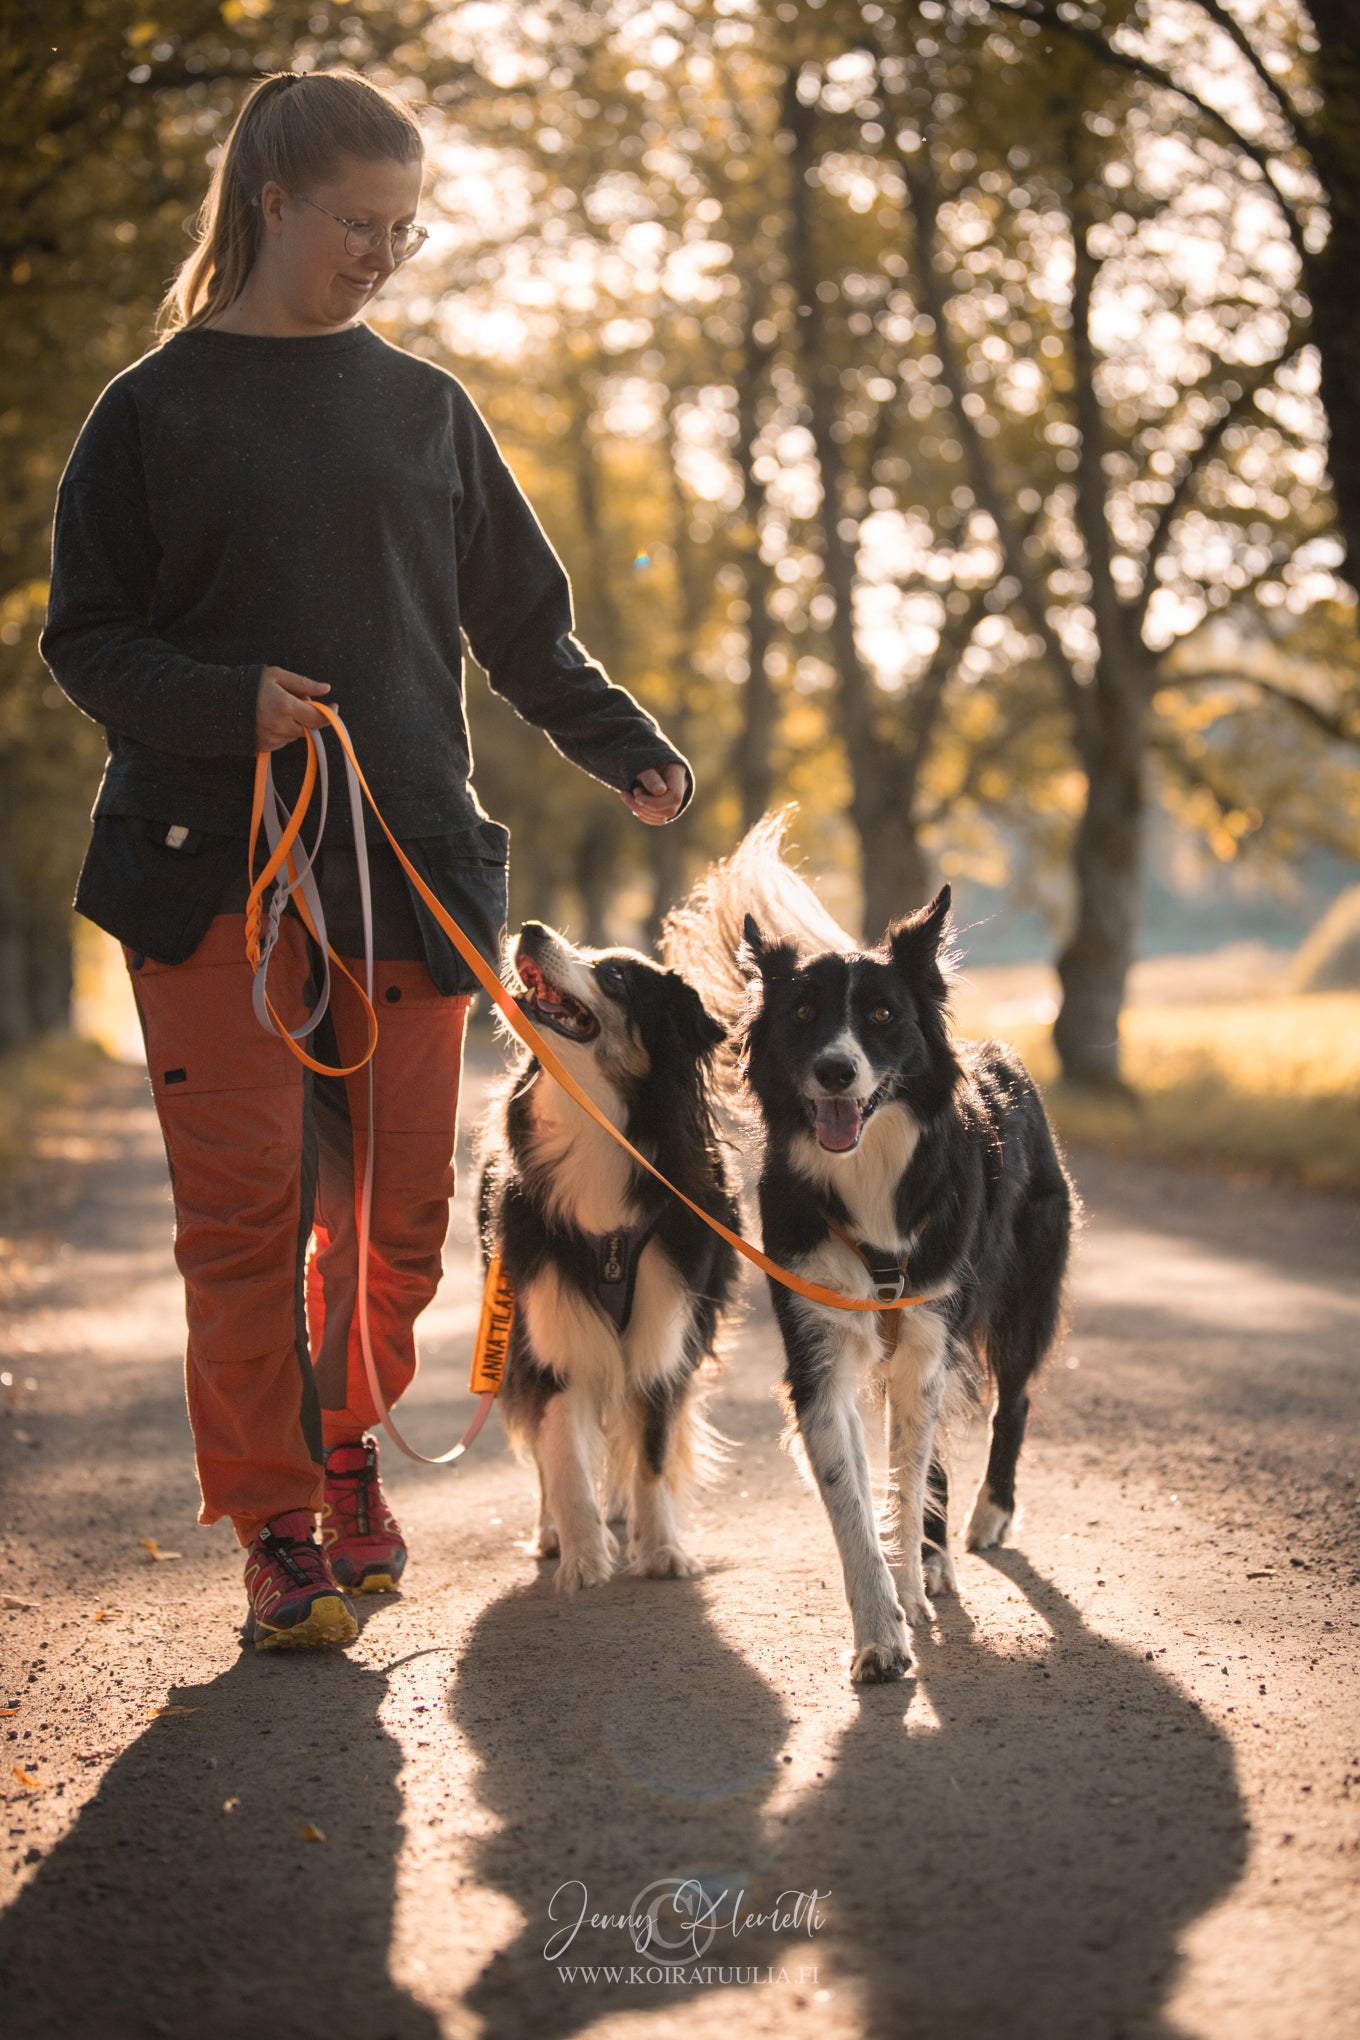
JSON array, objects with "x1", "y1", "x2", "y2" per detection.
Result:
[
  {"x1": 1167, "y1": 667, "x2": 1360, "y2": 744},
  {"x1": 886, "y1": 76, "x2": 1091, "y2": 740},
  {"x1": 1186, "y1": 0, "x2": 1305, "y2": 138},
  {"x1": 981, "y1": 0, "x2": 1310, "y2": 264},
  {"x1": 1133, "y1": 322, "x2": 1308, "y2": 632},
  {"x1": 899, "y1": 583, "x2": 993, "y2": 761}
]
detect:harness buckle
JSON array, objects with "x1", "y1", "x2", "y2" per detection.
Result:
[{"x1": 870, "y1": 1267, "x2": 906, "y2": 1304}]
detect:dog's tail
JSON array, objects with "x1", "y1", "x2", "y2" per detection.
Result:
[{"x1": 661, "y1": 807, "x2": 856, "y2": 1036}]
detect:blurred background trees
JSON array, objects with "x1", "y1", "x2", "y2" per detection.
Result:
[{"x1": 3, "y1": 0, "x2": 1357, "y2": 1087}]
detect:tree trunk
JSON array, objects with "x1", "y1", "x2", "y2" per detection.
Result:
[
  {"x1": 861, "y1": 809, "x2": 931, "y2": 946},
  {"x1": 1051, "y1": 142, "x2": 1148, "y2": 1089},
  {"x1": 732, "y1": 318, "x2": 778, "y2": 830},
  {"x1": 0, "y1": 755, "x2": 31, "y2": 1052},
  {"x1": 1053, "y1": 690, "x2": 1145, "y2": 1089},
  {"x1": 645, "y1": 814, "x2": 686, "y2": 954},
  {"x1": 25, "y1": 905, "x2": 72, "y2": 1036},
  {"x1": 644, "y1": 702, "x2": 692, "y2": 951},
  {"x1": 1302, "y1": 1, "x2": 1360, "y2": 589},
  {"x1": 783, "y1": 70, "x2": 935, "y2": 936},
  {"x1": 734, "y1": 577, "x2": 777, "y2": 833},
  {"x1": 574, "y1": 810, "x2": 621, "y2": 949}
]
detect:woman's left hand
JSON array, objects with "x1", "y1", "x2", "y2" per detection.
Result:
[{"x1": 622, "y1": 763, "x2": 689, "y2": 825}]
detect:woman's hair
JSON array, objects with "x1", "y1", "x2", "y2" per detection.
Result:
[{"x1": 158, "y1": 69, "x2": 424, "y2": 335}]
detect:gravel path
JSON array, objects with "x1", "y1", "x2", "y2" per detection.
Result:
[{"x1": 1, "y1": 1047, "x2": 1357, "y2": 2040}]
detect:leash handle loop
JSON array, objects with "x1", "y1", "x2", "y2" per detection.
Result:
[{"x1": 245, "y1": 738, "x2": 379, "y2": 1078}]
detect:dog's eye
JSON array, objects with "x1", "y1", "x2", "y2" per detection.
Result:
[
  {"x1": 794, "y1": 1002, "x2": 814, "y2": 1023},
  {"x1": 870, "y1": 1003, "x2": 894, "y2": 1024},
  {"x1": 598, "y1": 963, "x2": 624, "y2": 994}
]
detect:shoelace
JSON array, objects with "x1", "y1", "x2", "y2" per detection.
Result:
[
  {"x1": 326, "y1": 1446, "x2": 378, "y2": 1538},
  {"x1": 255, "y1": 1523, "x2": 328, "y2": 1588}
]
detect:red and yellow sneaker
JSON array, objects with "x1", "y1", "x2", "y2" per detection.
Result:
[
  {"x1": 244, "y1": 1509, "x2": 358, "y2": 1652},
  {"x1": 321, "y1": 1436, "x2": 408, "y2": 1594}
]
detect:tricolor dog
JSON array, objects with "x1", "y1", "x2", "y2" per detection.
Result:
[{"x1": 477, "y1": 921, "x2": 740, "y2": 1592}]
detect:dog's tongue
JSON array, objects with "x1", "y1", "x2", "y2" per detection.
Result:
[{"x1": 815, "y1": 1097, "x2": 863, "y2": 1151}]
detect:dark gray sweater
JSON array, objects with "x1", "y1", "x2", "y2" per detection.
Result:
[{"x1": 41, "y1": 322, "x2": 691, "y2": 985}]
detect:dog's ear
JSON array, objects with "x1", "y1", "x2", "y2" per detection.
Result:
[
  {"x1": 738, "y1": 913, "x2": 800, "y2": 983},
  {"x1": 668, "y1": 975, "x2": 727, "y2": 1057},
  {"x1": 737, "y1": 914, "x2": 767, "y2": 981},
  {"x1": 885, "y1": 885, "x2": 953, "y2": 981}
]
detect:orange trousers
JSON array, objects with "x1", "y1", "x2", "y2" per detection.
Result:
[{"x1": 128, "y1": 914, "x2": 469, "y2": 1543}]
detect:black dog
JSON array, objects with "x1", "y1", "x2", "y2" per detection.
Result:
[
  {"x1": 477, "y1": 921, "x2": 740, "y2": 1592},
  {"x1": 666, "y1": 815, "x2": 1075, "y2": 1682}
]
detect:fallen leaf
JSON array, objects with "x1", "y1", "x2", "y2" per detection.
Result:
[
  {"x1": 149, "y1": 1705, "x2": 198, "y2": 1718},
  {"x1": 138, "y1": 1539, "x2": 183, "y2": 1563},
  {"x1": 0, "y1": 1706, "x2": 18, "y2": 1717},
  {"x1": 92, "y1": 1608, "x2": 122, "y2": 1621},
  {"x1": 302, "y1": 1822, "x2": 326, "y2": 1843},
  {"x1": 74, "y1": 1750, "x2": 114, "y2": 1763},
  {"x1": 1, "y1": 1594, "x2": 36, "y2": 1611},
  {"x1": 1246, "y1": 1569, "x2": 1277, "y2": 1580},
  {"x1": 12, "y1": 1766, "x2": 41, "y2": 1790}
]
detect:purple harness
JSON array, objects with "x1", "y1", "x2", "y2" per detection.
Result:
[{"x1": 583, "y1": 1216, "x2": 661, "y2": 1330}]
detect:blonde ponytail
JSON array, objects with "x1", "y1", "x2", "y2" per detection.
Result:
[{"x1": 159, "y1": 69, "x2": 423, "y2": 335}]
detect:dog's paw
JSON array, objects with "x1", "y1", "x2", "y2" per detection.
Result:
[
  {"x1": 965, "y1": 1489, "x2": 1013, "y2": 1551},
  {"x1": 554, "y1": 1538, "x2": 618, "y2": 1595},
  {"x1": 890, "y1": 1567, "x2": 934, "y2": 1626},
  {"x1": 851, "y1": 1636, "x2": 915, "y2": 1684},
  {"x1": 532, "y1": 1523, "x2": 560, "y2": 1558},
  {"x1": 922, "y1": 1547, "x2": 958, "y2": 1597},
  {"x1": 628, "y1": 1543, "x2": 704, "y2": 1581}
]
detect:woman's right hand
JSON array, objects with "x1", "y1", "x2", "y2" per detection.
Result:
[{"x1": 255, "y1": 666, "x2": 331, "y2": 752}]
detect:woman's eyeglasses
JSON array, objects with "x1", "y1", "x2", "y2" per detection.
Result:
[{"x1": 295, "y1": 193, "x2": 429, "y2": 262}]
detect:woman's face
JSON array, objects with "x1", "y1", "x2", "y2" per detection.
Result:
[{"x1": 256, "y1": 152, "x2": 425, "y2": 332}]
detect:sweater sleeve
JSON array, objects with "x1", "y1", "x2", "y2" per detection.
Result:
[
  {"x1": 39, "y1": 378, "x2": 263, "y2": 759},
  {"x1": 449, "y1": 384, "x2": 693, "y2": 813}
]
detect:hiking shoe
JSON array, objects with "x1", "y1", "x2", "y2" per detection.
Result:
[
  {"x1": 244, "y1": 1509, "x2": 358, "y2": 1652},
  {"x1": 321, "y1": 1435, "x2": 407, "y2": 1593}
]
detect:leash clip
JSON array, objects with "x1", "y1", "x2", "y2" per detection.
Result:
[{"x1": 870, "y1": 1268, "x2": 907, "y2": 1304}]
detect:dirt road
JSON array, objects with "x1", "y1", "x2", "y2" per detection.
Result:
[{"x1": 1, "y1": 1045, "x2": 1357, "y2": 2040}]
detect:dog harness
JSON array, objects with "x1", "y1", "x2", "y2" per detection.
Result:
[
  {"x1": 580, "y1": 1216, "x2": 662, "y2": 1331},
  {"x1": 822, "y1": 1214, "x2": 914, "y2": 1357}
]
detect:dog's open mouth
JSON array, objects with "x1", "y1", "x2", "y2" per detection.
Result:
[
  {"x1": 516, "y1": 955, "x2": 600, "y2": 1042},
  {"x1": 812, "y1": 1097, "x2": 865, "y2": 1152}
]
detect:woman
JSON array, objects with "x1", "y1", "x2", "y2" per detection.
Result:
[{"x1": 41, "y1": 69, "x2": 693, "y2": 1650}]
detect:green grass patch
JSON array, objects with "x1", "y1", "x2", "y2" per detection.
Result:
[{"x1": 1001, "y1": 992, "x2": 1360, "y2": 1194}]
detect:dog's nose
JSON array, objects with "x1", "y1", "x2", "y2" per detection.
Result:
[{"x1": 813, "y1": 1055, "x2": 857, "y2": 1093}]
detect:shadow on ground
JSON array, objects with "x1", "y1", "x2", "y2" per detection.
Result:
[
  {"x1": 0, "y1": 1644, "x2": 437, "y2": 2040},
  {"x1": 453, "y1": 1556, "x2": 1246, "y2": 2040}
]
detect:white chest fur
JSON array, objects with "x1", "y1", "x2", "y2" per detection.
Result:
[
  {"x1": 525, "y1": 1068, "x2": 645, "y2": 1235},
  {"x1": 790, "y1": 1098, "x2": 920, "y2": 1249}
]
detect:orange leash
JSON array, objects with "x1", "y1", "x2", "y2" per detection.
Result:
[
  {"x1": 268, "y1": 705, "x2": 927, "y2": 1321},
  {"x1": 245, "y1": 711, "x2": 926, "y2": 1465}
]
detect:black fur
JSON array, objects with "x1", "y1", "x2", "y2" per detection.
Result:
[{"x1": 740, "y1": 884, "x2": 1075, "y2": 1682}]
